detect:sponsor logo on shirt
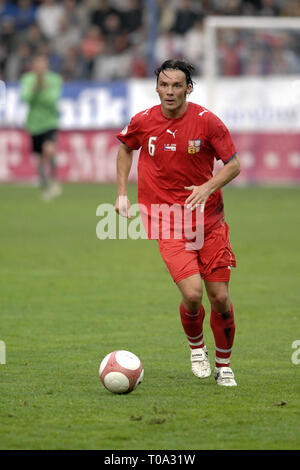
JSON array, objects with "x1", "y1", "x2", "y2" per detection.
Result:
[
  {"x1": 166, "y1": 129, "x2": 177, "y2": 138},
  {"x1": 187, "y1": 139, "x2": 201, "y2": 154},
  {"x1": 164, "y1": 144, "x2": 176, "y2": 151}
]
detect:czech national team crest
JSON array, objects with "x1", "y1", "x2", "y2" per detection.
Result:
[{"x1": 188, "y1": 139, "x2": 201, "y2": 154}]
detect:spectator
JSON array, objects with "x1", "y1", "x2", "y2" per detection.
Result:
[
  {"x1": 80, "y1": 25, "x2": 106, "y2": 78},
  {"x1": 19, "y1": 23, "x2": 45, "y2": 56},
  {"x1": 171, "y1": 0, "x2": 201, "y2": 35},
  {"x1": 37, "y1": 41, "x2": 62, "y2": 73},
  {"x1": 280, "y1": 0, "x2": 300, "y2": 17},
  {"x1": 121, "y1": 0, "x2": 143, "y2": 34},
  {"x1": 109, "y1": 0, "x2": 134, "y2": 13},
  {"x1": 0, "y1": 16, "x2": 16, "y2": 77},
  {"x1": 52, "y1": 16, "x2": 81, "y2": 58},
  {"x1": 184, "y1": 18, "x2": 204, "y2": 74},
  {"x1": 101, "y1": 12, "x2": 123, "y2": 41},
  {"x1": 240, "y1": 0, "x2": 262, "y2": 15},
  {"x1": 157, "y1": 0, "x2": 176, "y2": 33},
  {"x1": 0, "y1": 15, "x2": 15, "y2": 54},
  {"x1": 90, "y1": 0, "x2": 117, "y2": 32},
  {"x1": 1, "y1": 0, "x2": 300, "y2": 82},
  {"x1": 243, "y1": 48, "x2": 267, "y2": 75},
  {"x1": 63, "y1": 0, "x2": 89, "y2": 32},
  {"x1": 36, "y1": 0, "x2": 64, "y2": 39},
  {"x1": 114, "y1": 31, "x2": 131, "y2": 55},
  {"x1": 130, "y1": 46, "x2": 148, "y2": 77},
  {"x1": 60, "y1": 45, "x2": 86, "y2": 81},
  {"x1": 93, "y1": 36, "x2": 132, "y2": 81},
  {"x1": 128, "y1": 23, "x2": 148, "y2": 77},
  {"x1": 0, "y1": 0, "x2": 17, "y2": 24},
  {"x1": 260, "y1": 0, "x2": 280, "y2": 16},
  {"x1": 209, "y1": 0, "x2": 242, "y2": 16},
  {"x1": 5, "y1": 42, "x2": 32, "y2": 81},
  {"x1": 218, "y1": 30, "x2": 241, "y2": 76},
  {"x1": 154, "y1": 32, "x2": 184, "y2": 67},
  {"x1": 270, "y1": 42, "x2": 300, "y2": 74},
  {"x1": 15, "y1": 0, "x2": 36, "y2": 31}
]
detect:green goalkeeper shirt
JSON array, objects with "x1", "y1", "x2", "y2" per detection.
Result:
[{"x1": 20, "y1": 71, "x2": 62, "y2": 135}]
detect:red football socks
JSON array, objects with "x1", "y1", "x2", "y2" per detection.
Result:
[
  {"x1": 179, "y1": 302, "x2": 206, "y2": 350},
  {"x1": 210, "y1": 303, "x2": 235, "y2": 367}
]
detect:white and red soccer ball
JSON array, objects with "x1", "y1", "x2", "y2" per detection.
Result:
[{"x1": 99, "y1": 350, "x2": 144, "y2": 394}]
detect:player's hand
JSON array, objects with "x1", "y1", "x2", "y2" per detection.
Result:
[
  {"x1": 184, "y1": 184, "x2": 211, "y2": 211},
  {"x1": 115, "y1": 195, "x2": 131, "y2": 218}
]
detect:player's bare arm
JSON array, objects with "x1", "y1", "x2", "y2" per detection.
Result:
[
  {"x1": 114, "y1": 142, "x2": 133, "y2": 218},
  {"x1": 185, "y1": 155, "x2": 240, "y2": 210}
]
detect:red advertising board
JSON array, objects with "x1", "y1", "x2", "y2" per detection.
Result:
[
  {"x1": 0, "y1": 129, "x2": 300, "y2": 184},
  {"x1": 0, "y1": 129, "x2": 137, "y2": 183}
]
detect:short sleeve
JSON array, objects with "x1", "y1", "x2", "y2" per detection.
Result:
[
  {"x1": 117, "y1": 115, "x2": 141, "y2": 150},
  {"x1": 207, "y1": 113, "x2": 237, "y2": 164}
]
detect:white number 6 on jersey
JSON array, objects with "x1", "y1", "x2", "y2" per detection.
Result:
[{"x1": 148, "y1": 136, "x2": 157, "y2": 156}]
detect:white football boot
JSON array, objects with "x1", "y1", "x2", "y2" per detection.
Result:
[
  {"x1": 191, "y1": 347, "x2": 211, "y2": 378},
  {"x1": 214, "y1": 366, "x2": 237, "y2": 387},
  {"x1": 41, "y1": 188, "x2": 53, "y2": 202},
  {"x1": 50, "y1": 181, "x2": 62, "y2": 198}
]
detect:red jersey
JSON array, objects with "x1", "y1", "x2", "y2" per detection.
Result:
[{"x1": 117, "y1": 102, "x2": 237, "y2": 237}]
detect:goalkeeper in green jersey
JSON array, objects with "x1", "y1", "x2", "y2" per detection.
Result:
[{"x1": 20, "y1": 54, "x2": 63, "y2": 201}]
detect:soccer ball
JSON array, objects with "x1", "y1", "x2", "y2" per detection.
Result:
[{"x1": 99, "y1": 350, "x2": 144, "y2": 394}]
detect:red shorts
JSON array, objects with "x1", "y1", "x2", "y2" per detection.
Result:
[{"x1": 157, "y1": 222, "x2": 236, "y2": 283}]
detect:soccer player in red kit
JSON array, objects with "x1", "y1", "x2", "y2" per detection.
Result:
[{"x1": 115, "y1": 59, "x2": 240, "y2": 386}]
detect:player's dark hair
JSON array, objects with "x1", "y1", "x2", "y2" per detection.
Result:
[
  {"x1": 155, "y1": 59, "x2": 195, "y2": 90},
  {"x1": 33, "y1": 52, "x2": 49, "y2": 63}
]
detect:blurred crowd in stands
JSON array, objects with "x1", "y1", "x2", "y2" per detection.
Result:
[{"x1": 1, "y1": 0, "x2": 300, "y2": 82}]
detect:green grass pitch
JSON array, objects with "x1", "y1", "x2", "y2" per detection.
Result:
[{"x1": 0, "y1": 183, "x2": 299, "y2": 450}]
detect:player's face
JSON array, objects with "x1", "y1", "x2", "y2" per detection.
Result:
[
  {"x1": 156, "y1": 69, "x2": 192, "y2": 118},
  {"x1": 33, "y1": 56, "x2": 48, "y2": 74}
]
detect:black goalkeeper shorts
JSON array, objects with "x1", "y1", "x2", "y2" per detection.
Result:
[{"x1": 31, "y1": 129, "x2": 57, "y2": 155}]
